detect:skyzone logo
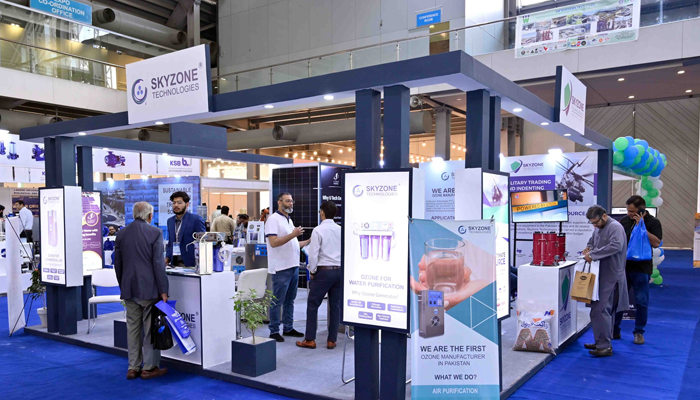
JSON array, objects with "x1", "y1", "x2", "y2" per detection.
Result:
[
  {"x1": 467, "y1": 226, "x2": 491, "y2": 234},
  {"x1": 563, "y1": 81, "x2": 585, "y2": 117},
  {"x1": 458, "y1": 226, "x2": 467, "y2": 234},
  {"x1": 441, "y1": 172, "x2": 452, "y2": 181},
  {"x1": 355, "y1": 184, "x2": 399, "y2": 197},
  {"x1": 43, "y1": 196, "x2": 60, "y2": 204},
  {"x1": 131, "y1": 79, "x2": 147, "y2": 105},
  {"x1": 352, "y1": 185, "x2": 364, "y2": 197},
  {"x1": 511, "y1": 160, "x2": 544, "y2": 173}
]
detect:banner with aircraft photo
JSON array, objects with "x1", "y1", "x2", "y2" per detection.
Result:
[
  {"x1": 501, "y1": 152, "x2": 598, "y2": 266},
  {"x1": 515, "y1": 0, "x2": 641, "y2": 58}
]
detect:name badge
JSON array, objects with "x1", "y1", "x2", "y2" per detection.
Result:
[{"x1": 173, "y1": 243, "x2": 182, "y2": 256}]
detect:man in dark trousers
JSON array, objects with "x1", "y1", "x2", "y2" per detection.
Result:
[
  {"x1": 165, "y1": 191, "x2": 206, "y2": 267},
  {"x1": 114, "y1": 202, "x2": 169, "y2": 380},
  {"x1": 614, "y1": 195, "x2": 662, "y2": 345}
]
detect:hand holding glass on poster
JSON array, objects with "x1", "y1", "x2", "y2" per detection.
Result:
[{"x1": 410, "y1": 238, "x2": 491, "y2": 310}]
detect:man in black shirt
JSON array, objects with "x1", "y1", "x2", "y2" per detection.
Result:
[{"x1": 614, "y1": 195, "x2": 662, "y2": 345}]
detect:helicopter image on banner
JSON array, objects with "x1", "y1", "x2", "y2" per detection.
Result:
[{"x1": 556, "y1": 155, "x2": 594, "y2": 203}]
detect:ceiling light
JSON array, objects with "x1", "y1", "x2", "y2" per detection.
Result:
[
  {"x1": 221, "y1": 77, "x2": 227, "y2": 81},
  {"x1": 227, "y1": 161, "x2": 232, "y2": 164},
  {"x1": 284, "y1": 153, "x2": 289, "y2": 157},
  {"x1": 155, "y1": 121, "x2": 164, "y2": 125},
  {"x1": 106, "y1": 177, "x2": 114, "y2": 182},
  {"x1": 344, "y1": 161, "x2": 348, "y2": 165},
  {"x1": 458, "y1": 157, "x2": 462, "y2": 161},
  {"x1": 513, "y1": 108, "x2": 522, "y2": 112},
  {"x1": 323, "y1": 95, "x2": 334, "y2": 100},
  {"x1": 457, "y1": 146, "x2": 462, "y2": 150},
  {"x1": 618, "y1": 78, "x2": 625, "y2": 82},
  {"x1": 432, "y1": 157, "x2": 444, "y2": 162},
  {"x1": 452, "y1": 145, "x2": 456, "y2": 149},
  {"x1": 78, "y1": 132, "x2": 86, "y2": 136},
  {"x1": 162, "y1": 153, "x2": 168, "y2": 156},
  {"x1": 686, "y1": 89, "x2": 693, "y2": 93},
  {"x1": 327, "y1": 150, "x2": 331, "y2": 154},
  {"x1": 540, "y1": 122, "x2": 549, "y2": 126},
  {"x1": 678, "y1": 70, "x2": 685, "y2": 74},
  {"x1": 380, "y1": 153, "x2": 384, "y2": 158},
  {"x1": 264, "y1": 104, "x2": 274, "y2": 109},
  {"x1": 141, "y1": 175, "x2": 148, "y2": 180},
  {"x1": 585, "y1": 143, "x2": 592, "y2": 147},
  {"x1": 293, "y1": 153, "x2": 298, "y2": 158},
  {"x1": 548, "y1": 148, "x2": 563, "y2": 156},
  {"x1": 313, "y1": 151, "x2": 318, "y2": 155},
  {"x1": 332, "y1": 159, "x2": 335, "y2": 163},
  {"x1": 348, "y1": 148, "x2": 352, "y2": 152},
  {"x1": 302, "y1": 155, "x2": 305, "y2": 159},
  {"x1": 326, "y1": 158, "x2": 329, "y2": 162},
  {"x1": 380, "y1": 160, "x2": 385, "y2": 167},
  {"x1": 310, "y1": 156, "x2": 314, "y2": 160},
  {"x1": 628, "y1": 95, "x2": 635, "y2": 99},
  {"x1": 381, "y1": 145, "x2": 385, "y2": 150},
  {"x1": 429, "y1": 25, "x2": 434, "y2": 28},
  {"x1": 339, "y1": 149, "x2": 343, "y2": 153},
  {"x1": 463, "y1": 148, "x2": 466, "y2": 153},
  {"x1": 302, "y1": 152, "x2": 306, "y2": 156},
  {"x1": 456, "y1": 98, "x2": 462, "y2": 101},
  {"x1": 216, "y1": 158, "x2": 222, "y2": 161},
  {"x1": 352, "y1": 162, "x2": 355, "y2": 166},
  {"x1": 564, "y1": 133, "x2": 572, "y2": 137},
  {"x1": 422, "y1": 142, "x2": 426, "y2": 147}
]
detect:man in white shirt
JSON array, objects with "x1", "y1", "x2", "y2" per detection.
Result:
[
  {"x1": 296, "y1": 201, "x2": 342, "y2": 350},
  {"x1": 14, "y1": 200, "x2": 34, "y2": 242},
  {"x1": 266, "y1": 193, "x2": 309, "y2": 342}
]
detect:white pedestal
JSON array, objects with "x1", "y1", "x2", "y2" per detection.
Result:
[
  {"x1": 517, "y1": 260, "x2": 578, "y2": 348},
  {"x1": 163, "y1": 271, "x2": 237, "y2": 368}
]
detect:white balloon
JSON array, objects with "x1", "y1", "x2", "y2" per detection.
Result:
[
  {"x1": 635, "y1": 181, "x2": 641, "y2": 189},
  {"x1": 652, "y1": 247, "x2": 661, "y2": 257},
  {"x1": 652, "y1": 197, "x2": 664, "y2": 207},
  {"x1": 659, "y1": 254, "x2": 665, "y2": 264},
  {"x1": 648, "y1": 175, "x2": 660, "y2": 182},
  {"x1": 653, "y1": 255, "x2": 661, "y2": 266},
  {"x1": 653, "y1": 180, "x2": 664, "y2": 190},
  {"x1": 640, "y1": 189, "x2": 648, "y2": 197}
]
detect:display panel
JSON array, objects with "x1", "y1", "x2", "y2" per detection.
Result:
[
  {"x1": 511, "y1": 190, "x2": 569, "y2": 223},
  {"x1": 271, "y1": 165, "x2": 318, "y2": 243},
  {"x1": 342, "y1": 170, "x2": 410, "y2": 332},
  {"x1": 482, "y1": 172, "x2": 511, "y2": 320},
  {"x1": 82, "y1": 192, "x2": 103, "y2": 276}
]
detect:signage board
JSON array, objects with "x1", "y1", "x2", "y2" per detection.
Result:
[
  {"x1": 417, "y1": 9, "x2": 441, "y2": 27},
  {"x1": 342, "y1": 170, "x2": 411, "y2": 332},
  {"x1": 82, "y1": 192, "x2": 103, "y2": 276},
  {"x1": 92, "y1": 148, "x2": 157, "y2": 174},
  {"x1": 29, "y1": 168, "x2": 46, "y2": 184},
  {"x1": 515, "y1": 0, "x2": 641, "y2": 58},
  {"x1": 157, "y1": 155, "x2": 200, "y2": 176},
  {"x1": 30, "y1": 0, "x2": 92, "y2": 25},
  {"x1": 40, "y1": 186, "x2": 83, "y2": 287},
  {"x1": 420, "y1": 160, "x2": 462, "y2": 221},
  {"x1": 554, "y1": 66, "x2": 587, "y2": 135},
  {"x1": 0, "y1": 133, "x2": 45, "y2": 169},
  {"x1": 319, "y1": 165, "x2": 344, "y2": 225},
  {"x1": 126, "y1": 45, "x2": 211, "y2": 125}
]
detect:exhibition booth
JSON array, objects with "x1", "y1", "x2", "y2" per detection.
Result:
[{"x1": 12, "y1": 43, "x2": 616, "y2": 400}]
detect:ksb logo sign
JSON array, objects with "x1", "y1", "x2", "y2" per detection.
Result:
[{"x1": 170, "y1": 158, "x2": 191, "y2": 167}]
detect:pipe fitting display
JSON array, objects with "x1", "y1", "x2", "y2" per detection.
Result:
[
  {"x1": 32, "y1": 145, "x2": 45, "y2": 162},
  {"x1": 104, "y1": 151, "x2": 126, "y2": 168}
]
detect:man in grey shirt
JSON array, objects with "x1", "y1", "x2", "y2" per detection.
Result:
[
  {"x1": 582, "y1": 205, "x2": 629, "y2": 357},
  {"x1": 114, "y1": 202, "x2": 169, "y2": 380}
]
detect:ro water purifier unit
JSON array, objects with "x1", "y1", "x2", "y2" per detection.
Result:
[
  {"x1": 47, "y1": 210, "x2": 58, "y2": 247},
  {"x1": 104, "y1": 151, "x2": 126, "y2": 168},
  {"x1": 7, "y1": 142, "x2": 19, "y2": 160},
  {"x1": 31, "y1": 145, "x2": 45, "y2": 161},
  {"x1": 418, "y1": 290, "x2": 444, "y2": 338},
  {"x1": 353, "y1": 221, "x2": 395, "y2": 261}
]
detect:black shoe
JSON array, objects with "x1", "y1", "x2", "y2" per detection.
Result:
[
  {"x1": 613, "y1": 332, "x2": 621, "y2": 340},
  {"x1": 584, "y1": 343, "x2": 596, "y2": 350},
  {"x1": 270, "y1": 333, "x2": 284, "y2": 342},
  {"x1": 283, "y1": 329, "x2": 304, "y2": 338},
  {"x1": 589, "y1": 347, "x2": 613, "y2": 357}
]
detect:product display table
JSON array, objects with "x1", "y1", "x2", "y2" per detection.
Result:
[{"x1": 517, "y1": 260, "x2": 578, "y2": 348}]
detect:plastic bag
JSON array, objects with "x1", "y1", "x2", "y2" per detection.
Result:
[
  {"x1": 512, "y1": 310, "x2": 556, "y2": 354},
  {"x1": 155, "y1": 300, "x2": 196, "y2": 355},
  {"x1": 627, "y1": 218, "x2": 652, "y2": 261},
  {"x1": 151, "y1": 308, "x2": 174, "y2": 350}
]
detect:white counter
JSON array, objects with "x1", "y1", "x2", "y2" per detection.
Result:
[
  {"x1": 517, "y1": 260, "x2": 578, "y2": 348},
  {"x1": 163, "y1": 270, "x2": 237, "y2": 368}
]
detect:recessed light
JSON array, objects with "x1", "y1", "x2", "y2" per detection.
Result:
[
  {"x1": 221, "y1": 77, "x2": 227, "y2": 81},
  {"x1": 628, "y1": 95, "x2": 635, "y2": 99},
  {"x1": 327, "y1": 150, "x2": 331, "y2": 154},
  {"x1": 323, "y1": 95, "x2": 334, "y2": 100},
  {"x1": 284, "y1": 153, "x2": 289, "y2": 157},
  {"x1": 162, "y1": 153, "x2": 168, "y2": 156},
  {"x1": 264, "y1": 104, "x2": 274, "y2": 109},
  {"x1": 513, "y1": 108, "x2": 523, "y2": 112},
  {"x1": 541, "y1": 122, "x2": 549, "y2": 126},
  {"x1": 155, "y1": 121, "x2": 164, "y2": 125},
  {"x1": 456, "y1": 98, "x2": 462, "y2": 101},
  {"x1": 564, "y1": 133, "x2": 571, "y2": 137},
  {"x1": 548, "y1": 148, "x2": 563, "y2": 156},
  {"x1": 217, "y1": 158, "x2": 222, "y2": 161},
  {"x1": 313, "y1": 151, "x2": 318, "y2": 155},
  {"x1": 422, "y1": 142, "x2": 426, "y2": 146},
  {"x1": 678, "y1": 70, "x2": 685, "y2": 74},
  {"x1": 686, "y1": 89, "x2": 692, "y2": 93},
  {"x1": 429, "y1": 25, "x2": 434, "y2": 28},
  {"x1": 78, "y1": 132, "x2": 86, "y2": 136},
  {"x1": 585, "y1": 143, "x2": 592, "y2": 147},
  {"x1": 348, "y1": 148, "x2": 352, "y2": 152},
  {"x1": 339, "y1": 149, "x2": 343, "y2": 153},
  {"x1": 618, "y1": 78, "x2": 625, "y2": 82}
]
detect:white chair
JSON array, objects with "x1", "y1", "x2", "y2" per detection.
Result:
[
  {"x1": 87, "y1": 268, "x2": 122, "y2": 334},
  {"x1": 235, "y1": 269, "x2": 268, "y2": 339}
]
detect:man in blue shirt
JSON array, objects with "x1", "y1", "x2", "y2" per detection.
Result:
[{"x1": 165, "y1": 191, "x2": 205, "y2": 267}]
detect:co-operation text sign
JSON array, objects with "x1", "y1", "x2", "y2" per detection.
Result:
[
  {"x1": 417, "y1": 9, "x2": 441, "y2": 27},
  {"x1": 30, "y1": 0, "x2": 92, "y2": 25}
]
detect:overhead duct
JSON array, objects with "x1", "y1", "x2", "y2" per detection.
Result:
[
  {"x1": 228, "y1": 111, "x2": 433, "y2": 150},
  {"x1": 92, "y1": 8, "x2": 187, "y2": 49},
  {"x1": 0, "y1": 110, "x2": 58, "y2": 134}
]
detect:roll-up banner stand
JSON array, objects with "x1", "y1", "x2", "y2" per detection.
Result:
[
  {"x1": 82, "y1": 192, "x2": 104, "y2": 276},
  {"x1": 341, "y1": 168, "x2": 425, "y2": 334},
  {"x1": 40, "y1": 186, "x2": 83, "y2": 287}
]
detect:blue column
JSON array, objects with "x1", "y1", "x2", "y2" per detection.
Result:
[
  {"x1": 77, "y1": 146, "x2": 93, "y2": 191},
  {"x1": 355, "y1": 89, "x2": 382, "y2": 169},
  {"x1": 488, "y1": 96, "x2": 502, "y2": 171},
  {"x1": 597, "y1": 149, "x2": 613, "y2": 211},
  {"x1": 383, "y1": 85, "x2": 410, "y2": 169},
  {"x1": 380, "y1": 330, "x2": 408, "y2": 400},
  {"x1": 466, "y1": 90, "x2": 491, "y2": 169}
]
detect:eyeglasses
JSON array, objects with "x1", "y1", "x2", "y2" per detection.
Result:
[
  {"x1": 588, "y1": 218, "x2": 601, "y2": 225},
  {"x1": 280, "y1": 199, "x2": 294, "y2": 204}
]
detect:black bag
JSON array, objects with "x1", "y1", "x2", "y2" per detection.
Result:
[{"x1": 151, "y1": 308, "x2": 174, "y2": 350}]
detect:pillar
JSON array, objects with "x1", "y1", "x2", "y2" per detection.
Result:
[
  {"x1": 383, "y1": 85, "x2": 410, "y2": 169},
  {"x1": 247, "y1": 152, "x2": 261, "y2": 218},
  {"x1": 77, "y1": 145, "x2": 94, "y2": 319},
  {"x1": 434, "y1": 107, "x2": 452, "y2": 160},
  {"x1": 355, "y1": 89, "x2": 382, "y2": 169},
  {"x1": 488, "y1": 96, "x2": 501, "y2": 171},
  {"x1": 187, "y1": 0, "x2": 201, "y2": 47},
  {"x1": 465, "y1": 90, "x2": 491, "y2": 169},
  {"x1": 597, "y1": 149, "x2": 613, "y2": 211}
]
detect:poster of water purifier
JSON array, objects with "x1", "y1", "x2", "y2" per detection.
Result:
[
  {"x1": 40, "y1": 187, "x2": 83, "y2": 287},
  {"x1": 409, "y1": 219, "x2": 499, "y2": 399},
  {"x1": 342, "y1": 171, "x2": 412, "y2": 332}
]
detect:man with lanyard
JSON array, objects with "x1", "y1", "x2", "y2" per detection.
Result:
[
  {"x1": 614, "y1": 195, "x2": 662, "y2": 345},
  {"x1": 165, "y1": 191, "x2": 205, "y2": 267},
  {"x1": 265, "y1": 192, "x2": 309, "y2": 342}
]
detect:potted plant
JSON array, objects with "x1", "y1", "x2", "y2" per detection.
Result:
[
  {"x1": 27, "y1": 268, "x2": 47, "y2": 328},
  {"x1": 230, "y1": 288, "x2": 276, "y2": 377}
]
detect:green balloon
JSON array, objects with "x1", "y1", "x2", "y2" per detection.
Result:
[
  {"x1": 651, "y1": 268, "x2": 660, "y2": 278},
  {"x1": 614, "y1": 137, "x2": 629, "y2": 151},
  {"x1": 648, "y1": 188, "x2": 659, "y2": 198},
  {"x1": 644, "y1": 196, "x2": 653, "y2": 205},
  {"x1": 653, "y1": 276, "x2": 663, "y2": 285},
  {"x1": 635, "y1": 144, "x2": 645, "y2": 155},
  {"x1": 613, "y1": 151, "x2": 625, "y2": 165},
  {"x1": 645, "y1": 157, "x2": 653, "y2": 167},
  {"x1": 642, "y1": 180, "x2": 654, "y2": 190},
  {"x1": 633, "y1": 155, "x2": 642, "y2": 166},
  {"x1": 664, "y1": 158, "x2": 668, "y2": 166}
]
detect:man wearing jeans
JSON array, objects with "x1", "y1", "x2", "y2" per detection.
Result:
[
  {"x1": 265, "y1": 193, "x2": 309, "y2": 342},
  {"x1": 614, "y1": 195, "x2": 662, "y2": 345}
]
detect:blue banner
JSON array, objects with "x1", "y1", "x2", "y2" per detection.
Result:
[
  {"x1": 417, "y1": 9, "x2": 441, "y2": 27},
  {"x1": 30, "y1": 0, "x2": 92, "y2": 25}
]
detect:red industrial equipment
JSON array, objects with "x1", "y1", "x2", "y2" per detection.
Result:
[
  {"x1": 555, "y1": 233, "x2": 567, "y2": 262},
  {"x1": 532, "y1": 231, "x2": 559, "y2": 266}
]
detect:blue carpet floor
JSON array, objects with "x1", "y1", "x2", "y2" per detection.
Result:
[
  {"x1": 510, "y1": 250, "x2": 700, "y2": 400},
  {"x1": 0, "y1": 286, "x2": 290, "y2": 400}
]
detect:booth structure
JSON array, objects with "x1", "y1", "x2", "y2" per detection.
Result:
[{"x1": 18, "y1": 47, "x2": 614, "y2": 400}]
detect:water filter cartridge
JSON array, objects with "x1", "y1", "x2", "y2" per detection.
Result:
[
  {"x1": 370, "y1": 235, "x2": 380, "y2": 260},
  {"x1": 48, "y1": 210, "x2": 58, "y2": 247},
  {"x1": 381, "y1": 235, "x2": 392, "y2": 261},
  {"x1": 360, "y1": 235, "x2": 369, "y2": 259}
]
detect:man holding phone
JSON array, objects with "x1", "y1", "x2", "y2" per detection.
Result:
[{"x1": 614, "y1": 195, "x2": 663, "y2": 345}]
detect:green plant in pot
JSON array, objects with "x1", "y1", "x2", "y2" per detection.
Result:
[
  {"x1": 230, "y1": 288, "x2": 277, "y2": 377},
  {"x1": 232, "y1": 288, "x2": 275, "y2": 344},
  {"x1": 27, "y1": 268, "x2": 47, "y2": 328}
]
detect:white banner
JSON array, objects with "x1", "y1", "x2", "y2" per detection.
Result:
[
  {"x1": 420, "y1": 160, "x2": 462, "y2": 221},
  {"x1": 555, "y1": 66, "x2": 587, "y2": 135},
  {"x1": 127, "y1": 45, "x2": 210, "y2": 125},
  {"x1": 29, "y1": 168, "x2": 46, "y2": 183},
  {"x1": 0, "y1": 165, "x2": 12, "y2": 182},
  {"x1": 515, "y1": 0, "x2": 641, "y2": 58},
  {"x1": 92, "y1": 148, "x2": 158, "y2": 174},
  {"x1": 158, "y1": 183, "x2": 194, "y2": 228},
  {"x1": 157, "y1": 155, "x2": 200, "y2": 176},
  {"x1": 342, "y1": 171, "x2": 411, "y2": 331},
  {"x1": 0, "y1": 133, "x2": 45, "y2": 168}
]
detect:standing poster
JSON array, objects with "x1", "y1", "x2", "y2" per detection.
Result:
[
  {"x1": 40, "y1": 189, "x2": 66, "y2": 285},
  {"x1": 482, "y1": 172, "x2": 510, "y2": 319},
  {"x1": 409, "y1": 219, "x2": 499, "y2": 399},
  {"x1": 515, "y1": 0, "x2": 641, "y2": 58},
  {"x1": 502, "y1": 152, "x2": 597, "y2": 266},
  {"x1": 420, "y1": 160, "x2": 462, "y2": 221},
  {"x1": 320, "y1": 165, "x2": 344, "y2": 225},
  {"x1": 342, "y1": 171, "x2": 411, "y2": 332},
  {"x1": 12, "y1": 188, "x2": 40, "y2": 216},
  {"x1": 158, "y1": 183, "x2": 194, "y2": 228},
  {"x1": 82, "y1": 192, "x2": 103, "y2": 276}
]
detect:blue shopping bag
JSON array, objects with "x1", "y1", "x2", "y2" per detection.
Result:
[{"x1": 626, "y1": 218, "x2": 652, "y2": 261}]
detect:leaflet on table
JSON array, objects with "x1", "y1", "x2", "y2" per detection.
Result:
[
  {"x1": 409, "y1": 219, "x2": 499, "y2": 399},
  {"x1": 502, "y1": 152, "x2": 598, "y2": 265}
]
